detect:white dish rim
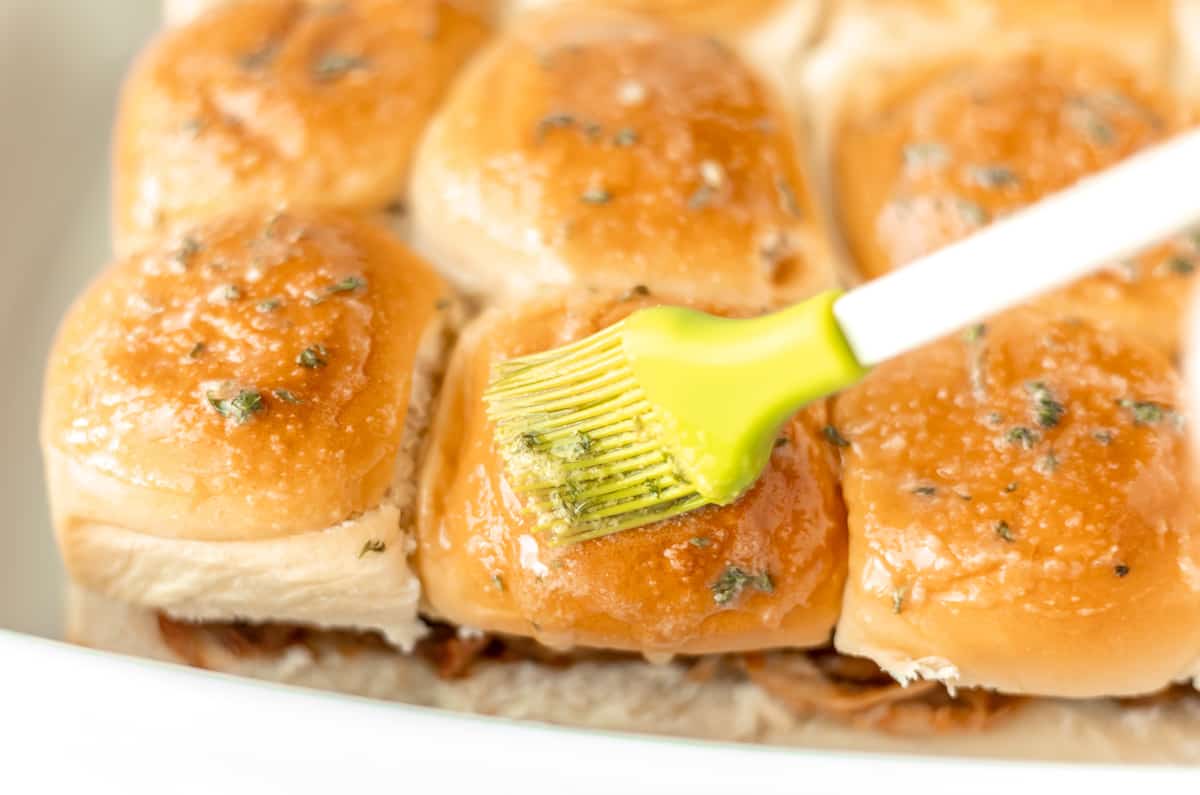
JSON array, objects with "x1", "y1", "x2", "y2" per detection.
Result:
[{"x1": 3, "y1": 628, "x2": 1195, "y2": 793}]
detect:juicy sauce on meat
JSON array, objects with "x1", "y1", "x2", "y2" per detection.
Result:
[{"x1": 156, "y1": 614, "x2": 1032, "y2": 735}]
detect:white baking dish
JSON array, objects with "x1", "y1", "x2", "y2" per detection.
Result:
[{"x1": 2, "y1": 4, "x2": 1196, "y2": 791}]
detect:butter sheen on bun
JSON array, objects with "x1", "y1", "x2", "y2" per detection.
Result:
[
  {"x1": 833, "y1": 309, "x2": 1200, "y2": 697},
  {"x1": 42, "y1": 210, "x2": 454, "y2": 648},
  {"x1": 410, "y1": 9, "x2": 837, "y2": 306},
  {"x1": 417, "y1": 288, "x2": 847, "y2": 655},
  {"x1": 116, "y1": 0, "x2": 493, "y2": 253}
]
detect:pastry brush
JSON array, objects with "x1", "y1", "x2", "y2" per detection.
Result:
[{"x1": 485, "y1": 128, "x2": 1200, "y2": 544}]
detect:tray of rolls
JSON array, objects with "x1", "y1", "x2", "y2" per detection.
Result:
[{"x1": 8, "y1": 0, "x2": 1200, "y2": 784}]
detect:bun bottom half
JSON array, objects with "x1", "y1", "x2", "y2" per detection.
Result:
[{"x1": 68, "y1": 587, "x2": 1200, "y2": 763}]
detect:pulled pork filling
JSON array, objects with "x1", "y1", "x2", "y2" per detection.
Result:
[
  {"x1": 155, "y1": 615, "x2": 1198, "y2": 735},
  {"x1": 155, "y1": 614, "x2": 1038, "y2": 734},
  {"x1": 736, "y1": 650, "x2": 1024, "y2": 734}
]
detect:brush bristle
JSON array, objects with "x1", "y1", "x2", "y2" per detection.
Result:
[{"x1": 484, "y1": 321, "x2": 706, "y2": 544}]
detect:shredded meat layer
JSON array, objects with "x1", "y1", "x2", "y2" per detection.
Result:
[
  {"x1": 155, "y1": 614, "x2": 1192, "y2": 736},
  {"x1": 738, "y1": 650, "x2": 1024, "y2": 735}
]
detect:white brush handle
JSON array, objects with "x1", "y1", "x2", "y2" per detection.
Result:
[{"x1": 833, "y1": 128, "x2": 1200, "y2": 367}]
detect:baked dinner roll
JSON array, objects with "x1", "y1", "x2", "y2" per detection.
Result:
[
  {"x1": 410, "y1": 9, "x2": 837, "y2": 306},
  {"x1": 417, "y1": 288, "x2": 847, "y2": 655},
  {"x1": 833, "y1": 309, "x2": 1200, "y2": 697},
  {"x1": 812, "y1": 2, "x2": 1197, "y2": 354},
  {"x1": 117, "y1": 0, "x2": 493, "y2": 253},
  {"x1": 42, "y1": 210, "x2": 456, "y2": 648}
]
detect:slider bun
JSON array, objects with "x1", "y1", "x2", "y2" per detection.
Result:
[
  {"x1": 833, "y1": 309, "x2": 1200, "y2": 697},
  {"x1": 116, "y1": 0, "x2": 493, "y2": 253},
  {"x1": 42, "y1": 210, "x2": 452, "y2": 647},
  {"x1": 410, "y1": 9, "x2": 836, "y2": 306},
  {"x1": 823, "y1": 14, "x2": 1194, "y2": 353},
  {"x1": 417, "y1": 288, "x2": 847, "y2": 655}
]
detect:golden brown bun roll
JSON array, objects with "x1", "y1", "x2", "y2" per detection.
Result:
[
  {"x1": 832, "y1": 47, "x2": 1198, "y2": 355},
  {"x1": 410, "y1": 10, "x2": 837, "y2": 307},
  {"x1": 833, "y1": 309, "x2": 1200, "y2": 697},
  {"x1": 42, "y1": 210, "x2": 455, "y2": 647},
  {"x1": 807, "y1": 0, "x2": 1196, "y2": 355},
  {"x1": 417, "y1": 288, "x2": 847, "y2": 655},
  {"x1": 116, "y1": 0, "x2": 493, "y2": 253}
]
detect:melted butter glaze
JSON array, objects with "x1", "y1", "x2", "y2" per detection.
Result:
[
  {"x1": 43, "y1": 211, "x2": 445, "y2": 541},
  {"x1": 114, "y1": 0, "x2": 493, "y2": 250},
  {"x1": 417, "y1": 289, "x2": 847, "y2": 654},
  {"x1": 835, "y1": 49, "x2": 1197, "y2": 354},
  {"x1": 418, "y1": 10, "x2": 831, "y2": 305},
  {"x1": 834, "y1": 309, "x2": 1200, "y2": 695}
]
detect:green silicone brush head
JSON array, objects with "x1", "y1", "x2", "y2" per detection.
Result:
[
  {"x1": 484, "y1": 318, "x2": 709, "y2": 544},
  {"x1": 484, "y1": 291, "x2": 866, "y2": 544}
]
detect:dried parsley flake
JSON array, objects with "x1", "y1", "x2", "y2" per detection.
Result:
[
  {"x1": 711, "y1": 566, "x2": 773, "y2": 605},
  {"x1": 207, "y1": 389, "x2": 264, "y2": 424},
  {"x1": 1026, "y1": 381, "x2": 1065, "y2": 428},
  {"x1": 313, "y1": 53, "x2": 369, "y2": 81},
  {"x1": 968, "y1": 164, "x2": 1019, "y2": 189},
  {"x1": 535, "y1": 112, "x2": 576, "y2": 141},
  {"x1": 823, "y1": 425, "x2": 850, "y2": 448},
  {"x1": 297, "y1": 344, "x2": 328, "y2": 369},
  {"x1": 613, "y1": 128, "x2": 639, "y2": 147},
  {"x1": 358, "y1": 539, "x2": 386, "y2": 558},
  {"x1": 1168, "y1": 256, "x2": 1195, "y2": 276},
  {"x1": 1005, "y1": 426, "x2": 1038, "y2": 448},
  {"x1": 581, "y1": 187, "x2": 612, "y2": 205},
  {"x1": 1118, "y1": 399, "x2": 1165, "y2": 425}
]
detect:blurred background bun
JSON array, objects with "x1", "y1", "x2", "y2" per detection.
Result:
[
  {"x1": 801, "y1": 0, "x2": 1197, "y2": 355},
  {"x1": 117, "y1": 0, "x2": 494, "y2": 253}
]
